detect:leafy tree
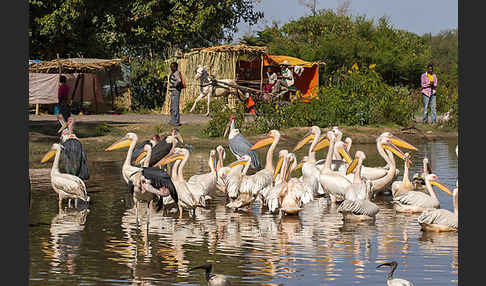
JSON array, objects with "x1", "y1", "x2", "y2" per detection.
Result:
[{"x1": 29, "y1": 0, "x2": 264, "y2": 59}]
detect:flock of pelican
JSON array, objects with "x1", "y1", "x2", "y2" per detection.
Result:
[{"x1": 38, "y1": 117, "x2": 458, "y2": 285}]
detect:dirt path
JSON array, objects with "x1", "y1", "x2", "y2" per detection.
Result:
[{"x1": 29, "y1": 113, "x2": 211, "y2": 125}]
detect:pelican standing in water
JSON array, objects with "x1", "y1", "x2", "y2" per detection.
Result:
[
  {"x1": 338, "y1": 151, "x2": 379, "y2": 222},
  {"x1": 187, "y1": 149, "x2": 218, "y2": 196},
  {"x1": 391, "y1": 153, "x2": 414, "y2": 197},
  {"x1": 41, "y1": 143, "x2": 90, "y2": 209},
  {"x1": 278, "y1": 153, "x2": 314, "y2": 215},
  {"x1": 134, "y1": 144, "x2": 179, "y2": 216},
  {"x1": 261, "y1": 149, "x2": 288, "y2": 210},
  {"x1": 189, "y1": 264, "x2": 230, "y2": 286},
  {"x1": 225, "y1": 155, "x2": 259, "y2": 210},
  {"x1": 224, "y1": 114, "x2": 261, "y2": 170},
  {"x1": 376, "y1": 261, "x2": 414, "y2": 286},
  {"x1": 311, "y1": 131, "x2": 353, "y2": 203},
  {"x1": 392, "y1": 173, "x2": 453, "y2": 213},
  {"x1": 105, "y1": 133, "x2": 157, "y2": 227},
  {"x1": 292, "y1": 126, "x2": 325, "y2": 196}
]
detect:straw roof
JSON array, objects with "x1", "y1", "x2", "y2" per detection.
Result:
[
  {"x1": 29, "y1": 58, "x2": 125, "y2": 73},
  {"x1": 186, "y1": 44, "x2": 267, "y2": 56}
]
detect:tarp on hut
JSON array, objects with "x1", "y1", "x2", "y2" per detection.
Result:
[
  {"x1": 29, "y1": 73, "x2": 104, "y2": 105},
  {"x1": 264, "y1": 55, "x2": 322, "y2": 101}
]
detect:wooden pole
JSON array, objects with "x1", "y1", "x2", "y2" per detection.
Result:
[
  {"x1": 127, "y1": 57, "x2": 132, "y2": 111},
  {"x1": 93, "y1": 75, "x2": 98, "y2": 113},
  {"x1": 35, "y1": 104, "x2": 39, "y2": 115},
  {"x1": 80, "y1": 74, "x2": 85, "y2": 114},
  {"x1": 108, "y1": 70, "x2": 115, "y2": 111}
]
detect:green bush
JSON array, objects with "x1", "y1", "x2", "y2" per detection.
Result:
[
  {"x1": 240, "y1": 64, "x2": 416, "y2": 134},
  {"x1": 202, "y1": 99, "x2": 246, "y2": 137}
]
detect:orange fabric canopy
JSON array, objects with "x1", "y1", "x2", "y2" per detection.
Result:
[{"x1": 264, "y1": 55, "x2": 320, "y2": 101}]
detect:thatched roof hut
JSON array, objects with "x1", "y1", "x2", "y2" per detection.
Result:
[
  {"x1": 163, "y1": 44, "x2": 268, "y2": 115},
  {"x1": 29, "y1": 58, "x2": 125, "y2": 73}
]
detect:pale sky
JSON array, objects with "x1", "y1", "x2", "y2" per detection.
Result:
[{"x1": 235, "y1": 0, "x2": 458, "y2": 40}]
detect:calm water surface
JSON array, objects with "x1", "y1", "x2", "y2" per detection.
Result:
[{"x1": 29, "y1": 138, "x2": 458, "y2": 285}]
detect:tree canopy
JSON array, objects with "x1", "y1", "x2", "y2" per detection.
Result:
[{"x1": 29, "y1": 0, "x2": 264, "y2": 59}]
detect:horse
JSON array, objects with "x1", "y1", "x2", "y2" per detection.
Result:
[{"x1": 190, "y1": 65, "x2": 244, "y2": 116}]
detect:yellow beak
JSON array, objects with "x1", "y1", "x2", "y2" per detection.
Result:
[
  {"x1": 337, "y1": 146, "x2": 352, "y2": 164},
  {"x1": 273, "y1": 156, "x2": 285, "y2": 180},
  {"x1": 176, "y1": 133, "x2": 184, "y2": 144},
  {"x1": 293, "y1": 161, "x2": 304, "y2": 171},
  {"x1": 105, "y1": 137, "x2": 132, "y2": 151},
  {"x1": 389, "y1": 136, "x2": 418, "y2": 151},
  {"x1": 430, "y1": 180, "x2": 453, "y2": 195},
  {"x1": 311, "y1": 138, "x2": 330, "y2": 152},
  {"x1": 249, "y1": 136, "x2": 274, "y2": 150},
  {"x1": 153, "y1": 152, "x2": 184, "y2": 167},
  {"x1": 346, "y1": 158, "x2": 359, "y2": 175},
  {"x1": 41, "y1": 150, "x2": 56, "y2": 163},
  {"x1": 134, "y1": 151, "x2": 147, "y2": 165},
  {"x1": 292, "y1": 132, "x2": 314, "y2": 152},
  {"x1": 383, "y1": 143, "x2": 407, "y2": 160},
  {"x1": 229, "y1": 159, "x2": 248, "y2": 168}
]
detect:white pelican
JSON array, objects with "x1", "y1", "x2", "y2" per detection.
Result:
[
  {"x1": 224, "y1": 114, "x2": 261, "y2": 170},
  {"x1": 311, "y1": 131, "x2": 353, "y2": 203},
  {"x1": 278, "y1": 153, "x2": 314, "y2": 215},
  {"x1": 417, "y1": 187, "x2": 458, "y2": 232},
  {"x1": 225, "y1": 155, "x2": 259, "y2": 210},
  {"x1": 391, "y1": 153, "x2": 414, "y2": 197},
  {"x1": 266, "y1": 150, "x2": 291, "y2": 213},
  {"x1": 187, "y1": 149, "x2": 218, "y2": 196},
  {"x1": 392, "y1": 173, "x2": 453, "y2": 213},
  {"x1": 237, "y1": 129, "x2": 281, "y2": 197},
  {"x1": 292, "y1": 126, "x2": 325, "y2": 196},
  {"x1": 215, "y1": 145, "x2": 228, "y2": 193},
  {"x1": 376, "y1": 261, "x2": 414, "y2": 286},
  {"x1": 105, "y1": 133, "x2": 158, "y2": 227},
  {"x1": 41, "y1": 143, "x2": 90, "y2": 209},
  {"x1": 154, "y1": 147, "x2": 209, "y2": 218},
  {"x1": 189, "y1": 264, "x2": 230, "y2": 286},
  {"x1": 337, "y1": 151, "x2": 379, "y2": 222},
  {"x1": 349, "y1": 132, "x2": 417, "y2": 181}
]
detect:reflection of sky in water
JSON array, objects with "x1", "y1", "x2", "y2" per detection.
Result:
[{"x1": 29, "y1": 139, "x2": 458, "y2": 285}]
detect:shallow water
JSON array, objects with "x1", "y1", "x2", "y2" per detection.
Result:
[{"x1": 29, "y1": 138, "x2": 458, "y2": 285}]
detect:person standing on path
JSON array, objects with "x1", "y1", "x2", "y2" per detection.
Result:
[
  {"x1": 168, "y1": 62, "x2": 183, "y2": 126},
  {"x1": 421, "y1": 64, "x2": 438, "y2": 124}
]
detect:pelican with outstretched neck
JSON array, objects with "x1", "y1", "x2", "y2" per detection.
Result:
[
  {"x1": 189, "y1": 264, "x2": 230, "y2": 286},
  {"x1": 311, "y1": 131, "x2": 353, "y2": 203},
  {"x1": 391, "y1": 153, "x2": 414, "y2": 197},
  {"x1": 338, "y1": 151, "x2": 379, "y2": 222},
  {"x1": 292, "y1": 126, "x2": 325, "y2": 196},
  {"x1": 417, "y1": 187, "x2": 458, "y2": 232},
  {"x1": 41, "y1": 143, "x2": 90, "y2": 209},
  {"x1": 392, "y1": 173, "x2": 453, "y2": 213},
  {"x1": 376, "y1": 261, "x2": 414, "y2": 286}
]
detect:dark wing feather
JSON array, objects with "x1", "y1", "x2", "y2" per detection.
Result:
[
  {"x1": 61, "y1": 139, "x2": 90, "y2": 179},
  {"x1": 229, "y1": 133, "x2": 261, "y2": 170},
  {"x1": 142, "y1": 167, "x2": 178, "y2": 204},
  {"x1": 149, "y1": 141, "x2": 172, "y2": 166},
  {"x1": 128, "y1": 179, "x2": 134, "y2": 196},
  {"x1": 130, "y1": 140, "x2": 152, "y2": 165}
]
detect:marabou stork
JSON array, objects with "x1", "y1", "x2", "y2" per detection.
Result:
[
  {"x1": 130, "y1": 128, "x2": 183, "y2": 167},
  {"x1": 223, "y1": 114, "x2": 261, "y2": 170},
  {"x1": 189, "y1": 264, "x2": 231, "y2": 286},
  {"x1": 59, "y1": 118, "x2": 90, "y2": 181},
  {"x1": 41, "y1": 143, "x2": 90, "y2": 209}
]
